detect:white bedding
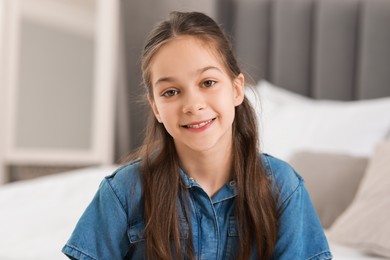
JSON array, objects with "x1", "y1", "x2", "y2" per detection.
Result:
[
  {"x1": 0, "y1": 166, "x2": 386, "y2": 260},
  {"x1": 0, "y1": 166, "x2": 117, "y2": 260},
  {"x1": 329, "y1": 242, "x2": 387, "y2": 260}
]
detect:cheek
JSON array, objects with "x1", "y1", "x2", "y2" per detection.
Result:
[
  {"x1": 155, "y1": 102, "x2": 175, "y2": 120},
  {"x1": 215, "y1": 89, "x2": 236, "y2": 108},
  {"x1": 214, "y1": 95, "x2": 236, "y2": 119}
]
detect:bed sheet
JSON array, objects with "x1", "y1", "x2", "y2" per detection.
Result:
[
  {"x1": 328, "y1": 239, "x2": 387, "y2": 259},
  {"x1": 0, "y1": 165, "x2": 118, "y2": 260}
]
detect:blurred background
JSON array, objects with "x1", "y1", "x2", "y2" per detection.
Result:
[{"x1": 0, "y1": 0, "x2": 222, "y2": 183}]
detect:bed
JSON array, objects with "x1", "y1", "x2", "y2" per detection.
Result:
[
  {"x1": 1, "y1": 0, "x2": 390, "y2": 259},
  {"x1": 0, "y1": 166, "x2": 117, "y2": 260}
]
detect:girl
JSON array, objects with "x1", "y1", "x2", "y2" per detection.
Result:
[{"x1": 62, "y1": 11, "x2": 332, "y2": 259}]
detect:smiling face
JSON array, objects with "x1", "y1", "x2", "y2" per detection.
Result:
[{"x1": 149, "y1": 36, "x2": 244, "y2": 157}]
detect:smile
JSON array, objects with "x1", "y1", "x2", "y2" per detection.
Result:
[{"x1": 183, "y1": 118, "x2": 215, "y2": 129}]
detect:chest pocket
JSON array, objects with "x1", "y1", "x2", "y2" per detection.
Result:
[
  {"x1": 126, "y1": 220, "x2": 146, "y2": 259},
  {"x1": 127, "y1": 219, "x2": 189, "y2": 249},
  {"x1": 228, "y1": 216, "x2": 238, "y2": 237},
  {"x1": 128, "y1": 220, "x2": 145, "y2": 243},
  {"x1": 129, "y1": 220, "x2": 189, "y2": 239},
  {"x1": 224, "y1": 216, "x2": 239, "y2": 259}
]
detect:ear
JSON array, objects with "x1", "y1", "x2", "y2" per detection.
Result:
[
  {"x1": 148, "y1": 97, "x2": 162, "y2": 123},
  {"x1": 233, "y1": 73, "x2": 245, "y2": 106}
]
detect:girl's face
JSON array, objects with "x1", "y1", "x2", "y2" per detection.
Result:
[{"x1": 149, "y1": 36, "x2": 244, "y2": 156}]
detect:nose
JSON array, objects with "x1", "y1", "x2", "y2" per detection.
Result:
[{"x1": 182, "y1": 90, "x2": 206, "y2": 114}]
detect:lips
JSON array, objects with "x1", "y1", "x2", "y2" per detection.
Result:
[{"x1": 182, "y1": 118, "x2": 215, "y2": 129}]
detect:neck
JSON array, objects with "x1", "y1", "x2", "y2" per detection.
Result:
[{"x1": 177, "y1": 145, "x2": 232, "y2": 198}]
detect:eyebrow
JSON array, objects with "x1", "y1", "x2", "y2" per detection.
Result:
[{"x1": 154, "y1": 66, "x2": 223, "y2": 87}]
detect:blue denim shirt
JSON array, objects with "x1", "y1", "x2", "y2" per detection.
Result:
[{"x1": 62, "y1": 154, "x2": 332, "y2": 259}]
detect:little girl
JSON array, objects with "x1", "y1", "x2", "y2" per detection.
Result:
[{"x1": 62, "y1": 11, "x2": 332, "y2": 259}]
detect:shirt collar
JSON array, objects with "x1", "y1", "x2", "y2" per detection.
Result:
[
  {"x1": 179, "y1": 168, "x2": 237, "y2": 202},
  {"x1": 179, "y1": 168, "x2": 197, "y2": 188}
]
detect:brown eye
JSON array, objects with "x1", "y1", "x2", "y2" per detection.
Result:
[
  {"x1": 202, "y1": 80, "x2": 216, "y2": 88},
  {"x1": 162, "y1": 89, "x2": 179, "y2": 97}
]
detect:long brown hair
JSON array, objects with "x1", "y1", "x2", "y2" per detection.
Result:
[{"x1": 132, "y1": 11, "x2": 278, "y2": 259}]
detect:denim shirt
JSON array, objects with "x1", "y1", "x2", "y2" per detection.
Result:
[{"x1": 62, "y1": 154, "x2": 332, "y2": 259}]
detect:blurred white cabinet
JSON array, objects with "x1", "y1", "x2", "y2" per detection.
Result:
[{"x1": 0, "y1": 0, "x2": 120, "y2": 183}]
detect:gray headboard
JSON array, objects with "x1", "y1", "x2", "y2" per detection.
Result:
[
  {"x1": 218, "y1": 0, "x2": 390, "y2": 100},
  {"x1": 118, "y1": 0, "x2": 390, "y2": 154}
]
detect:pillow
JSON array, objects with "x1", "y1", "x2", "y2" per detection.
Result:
[
  {"x1": 289, "y1": 151, "x2": 368, "y2": 228},
  {"x1": 327, "y1": 140, "x2": 390, "y2": 258},
  {"x1": 246, "y1": 80, "x2": 390, "y2": 162}
]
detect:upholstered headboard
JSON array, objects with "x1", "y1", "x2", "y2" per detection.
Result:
[
  {"x1": 119, "y1": 0, "x2": 390, "y2": 153},
  {"x1": 218, "y1": 0, "x2": 390, "y2": 100}
]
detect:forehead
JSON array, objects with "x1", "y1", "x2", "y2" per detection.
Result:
[{"x1": 149, "y1": 36, "x2": 227, "y2": 81}]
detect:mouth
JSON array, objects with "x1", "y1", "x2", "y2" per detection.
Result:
[{"x1": 182, "y1": 118, "x2": 216, "y2": 129}]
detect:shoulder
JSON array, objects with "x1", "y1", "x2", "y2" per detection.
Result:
[
  {"x1": 102, "y1": 159, "x2": 143, "y2": 216},
  {"x1": 260, "y1": 153, "x2": 304, "y2": 206},
  {"x1": 105, "y1": 159, "x2": 143, "y2": 187},
  {"x1": 262, "y1": 154, "x2": 332, "y2": 259}
]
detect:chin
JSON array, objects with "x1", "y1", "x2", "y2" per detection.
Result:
[
  {"x1": 175, "y1": 141, "x2": 215, "y2": 154},
  {"x1": 188, "y1": 140, "x2": 225, "y2": 154}
]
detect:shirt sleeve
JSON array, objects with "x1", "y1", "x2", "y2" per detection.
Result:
[
  {"x1": 272, "y1": 179, "x2": 333, "y2": 260},
  {"x1": 62, "y1": 178, "x2": 129, "y2": 260}
]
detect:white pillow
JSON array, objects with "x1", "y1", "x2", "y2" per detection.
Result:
[{"x1": 245, "y1": 80, "x2": 390, "y2": 161}]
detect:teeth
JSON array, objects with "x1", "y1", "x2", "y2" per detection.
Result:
[{"x1": 187, "y1": 119, "x2": 212, "y2": 129}]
